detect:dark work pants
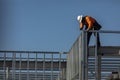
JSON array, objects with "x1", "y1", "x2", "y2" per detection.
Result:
[{"x1": 87, "y1": 32, "x2": 101, "y2": 47}]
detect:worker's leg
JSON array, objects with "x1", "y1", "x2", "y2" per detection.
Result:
[
  {"x1": 87, "y1": 32, "x2": 92, "y2": 57},
  {"x1": 94, "y1": 32, "x2": 101, "y2": 47},
  {"x1": 87, "y1": 32, "x2": 92, "y2": 46},
  {"x1": 97, "y1": 33, "x2": 101, "y2": 47}
]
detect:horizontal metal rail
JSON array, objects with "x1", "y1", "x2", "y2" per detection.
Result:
[
  {"x1": 0, "y1": 50, "x2": 67, "y2": 54},
  {"x1": 0, "y1": 51, "x2": 67, "y2": 80},
  {"x1": 83, "y1": 30, "x2": 120, "y2": 33}
]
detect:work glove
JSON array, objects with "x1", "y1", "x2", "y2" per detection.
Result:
[{"x1": 80, "y1": 28, "x2": 83, "y2": 30}]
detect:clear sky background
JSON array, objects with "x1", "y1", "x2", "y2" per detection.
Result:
[{"x1": 0, "y1": 0, "x2": 120, "y2": 52}]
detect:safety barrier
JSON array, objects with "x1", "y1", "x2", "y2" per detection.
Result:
[
  {"x1": 67, "y1": 33, "x2": 85, "y2": 80},
  {"x1": 0, "y1": 51, "x2": 67, "y2": 80},
  {"x1": 67, "y1": 30, "x2": 120, "y2": 80},
  {"x1": 0, "y1": 30, "x2": 120, "y2": 80}
]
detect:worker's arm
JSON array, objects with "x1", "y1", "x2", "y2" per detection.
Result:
[
  {"x1": 85, "y1": 16, "x2": 95, "y2": 31},
  {"x1": 80, "y1": 22, "x2": 84, "y2": 30}
]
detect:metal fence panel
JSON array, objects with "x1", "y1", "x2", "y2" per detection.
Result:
[
  {"x1": 67, "y1": 33, "x2": 84, "y2": 80},
  {"x1": 67, "y1": 30, "x2": 120, "y2": 80},
  {"x1": 0, "y1": 51, "x2": 67, "y2": 80}
]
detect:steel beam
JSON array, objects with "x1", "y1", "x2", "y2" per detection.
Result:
[{"x1": 88, "y1": 46, "x2": 120, "y2": 57}]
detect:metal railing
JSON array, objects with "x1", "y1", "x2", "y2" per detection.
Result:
[
  {"x1": 67, "y1": 30, "x2": 120, "y2": 80},
  {"x1": 66, "y1": 31, "x2": 88, "y2": 80},
  {"x1": 0, "y1": 30, "x2": 120, "y2": 80},
  {"x1": 0, "y1": 51, "x2": 67, "y2": 80}
]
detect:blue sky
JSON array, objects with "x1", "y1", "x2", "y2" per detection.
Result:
[{"x1": 0, "y1": 0, "x2": 120, "y2": 52}]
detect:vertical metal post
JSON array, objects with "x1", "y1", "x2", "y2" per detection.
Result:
[
  {"x1": 81, "y1": 31, "x2": 88, "y2": 80},
  {"x1": 95, "y1": 31, "x2": 98, "y2": 80},
  {"x1": 12, "y1": 52, "x2": 16, "y2": 80},
  {"x1": 35, "y1": 53, "x2": 37, "y2": 80},
  {"x1": 67, "y1": 52, "x2": 70, "y2": 80},
  {"x1": 81, "y1": 31, "x2": 85, "y2": 80},
  {"x1": 70, "y1": 49, "x2": 73, "y2": 79},
  {"x1": 59, "y1": 53, "x2": 61, "y2": 80},
  {"x1": 19, "y1": 53, "x2": 22, "y2": 80},
  {"x1": 95, "y1": 31, "x2": 101, "y2": 80},
  {"x1": 3, "y1": 52, "x2": 6, "y2": 80},
  {"x1": 27, "y1": 53, "x2": 30, "y2": 80},
  {"x1": 98, "y1": 55, "x2": 101, "y2": 80},
  {"x1": 43, "y1": 53, "x2": 45, "y2": 80},
  {"x1": 51, "y1": 53, "x2": 53, "y2": 80},
  {"x1": 84, "y1": 31, "x2": 88, "y2": 80},
  {"x1": 79, "y1": 33, "x2": 82, "y2": 80}
]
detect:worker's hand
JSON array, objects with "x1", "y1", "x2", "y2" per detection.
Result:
[
  {"x1": 80, "y1": 28, "x2": 82, "y2": 30},
  {"x1": 80, "y1": 28, "x2": 83, "y2": 30},
  {"x1": 86, "y1": 28, "x2": 90, "y2": 32}
]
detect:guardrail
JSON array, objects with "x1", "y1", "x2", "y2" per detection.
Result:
[
  {"x1": 67, "y1": 30, "x2": 120, "y2": 80},
  {"x1": 0, "y1": 51, "x2": 67, "y2": 80},
  {"x1": 67, "y1": 33, "x2": 84, "y2": 80}
]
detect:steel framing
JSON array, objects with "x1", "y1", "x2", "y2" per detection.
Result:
[
  {"x1": 0, "y1": 51, "x2": 67, "y2": 80},
  {"x1": 0, "y1": 30, "x2": 120, "y2": 80},
  {"x1": 67, "y1": 30, "x2": 120, "y2": 80}
]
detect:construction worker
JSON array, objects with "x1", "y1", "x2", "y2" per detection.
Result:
[{"x1": 77, "y1": 15, "x2": 102, "y2": 47}]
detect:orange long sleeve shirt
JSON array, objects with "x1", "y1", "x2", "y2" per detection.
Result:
[{"x1": 80, "y1": 16, "x2": 95, "y2": 31}]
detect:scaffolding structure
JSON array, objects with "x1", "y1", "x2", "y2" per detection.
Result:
[
  {"x1": 0, "y1": 30, "x2": 120, "y2": 80},
  {"x1": 0, "y1": 51, "x2": 67, "y2": 80},
  {"x1": 67, "y1": 30, "x2": 120, "y2": 80}
]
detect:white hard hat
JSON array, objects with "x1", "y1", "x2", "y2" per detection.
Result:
[{"x1": 77, "y1": 15, "x2": 83, "y2": 23}]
